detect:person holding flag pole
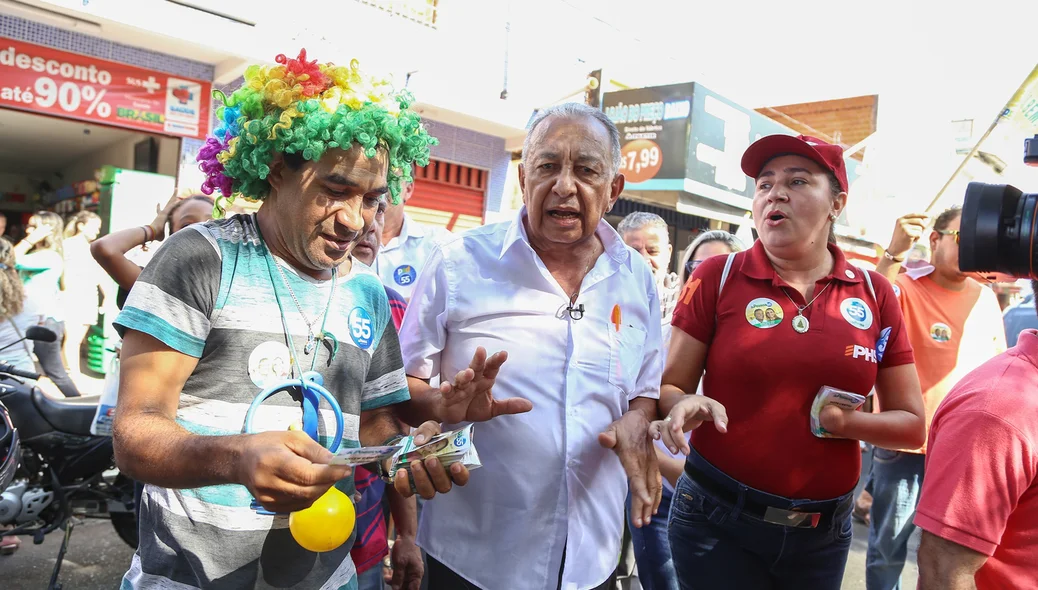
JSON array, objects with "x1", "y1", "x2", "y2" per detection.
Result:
[{"x1": 859, "y1": 64, "x2": 1038, "y2": 590}]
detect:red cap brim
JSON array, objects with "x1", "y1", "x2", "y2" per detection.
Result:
[{"x1": 741, "y1": 135, "x2": 835, "y2": 185}]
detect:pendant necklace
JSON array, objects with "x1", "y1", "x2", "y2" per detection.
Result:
[
  {"x1": 272, "y1": 256, "x2": 338, "y2": 355},
  {"x1": 781, "y1": 279, "x2": 834, "y2": 334}
]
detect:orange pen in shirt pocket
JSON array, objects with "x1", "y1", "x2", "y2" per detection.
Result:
[{"x1": 611, "y1": 304, "x2": 622, "y2": 332}]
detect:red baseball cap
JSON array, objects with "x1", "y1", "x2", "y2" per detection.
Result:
[{"x1": 741, "y1": 134, "x2": 849, "y2": 193}]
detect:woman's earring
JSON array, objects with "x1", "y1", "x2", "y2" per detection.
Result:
[{"x1": 829, "y1": 213, "x2": 838, "y2": 222}]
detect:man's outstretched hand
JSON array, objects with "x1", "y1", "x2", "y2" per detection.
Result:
[
  {"x1": 437, "y1": 347, "x2": 532, "y2": 424},
  {"x1": 599, "y1": 409, "x2": 662, "y2": 528}
]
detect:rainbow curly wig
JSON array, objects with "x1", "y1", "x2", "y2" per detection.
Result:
[{"x1": 197, "y1": 49, "x2": 436, "y2": 214}]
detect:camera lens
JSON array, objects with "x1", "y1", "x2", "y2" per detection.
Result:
[{"x1": 960, "y1": 182, "x2": 1038, "y2": 277}]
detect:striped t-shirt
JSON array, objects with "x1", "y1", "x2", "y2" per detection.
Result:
[{"x1": 115, "y1": 214, "x2": 409, "y2": 590}]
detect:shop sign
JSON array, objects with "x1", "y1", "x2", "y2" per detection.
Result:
[
  {"x1": 685, "y1": 84, "x2": 790, "y2": 203},
  {"x1": 0, "y1": 37, "x2": 211, "y2": 139},
  {"x1": 603, "y1": 83, "x2": 694, "y2": 187}
]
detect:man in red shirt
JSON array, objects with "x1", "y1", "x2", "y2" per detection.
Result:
[
  {"x1": 913, "y1": 287, "x2": 1038, "y2": 590},
  {"x1": 866, "y1": 207, "x2": 1006, "y2": 590}
]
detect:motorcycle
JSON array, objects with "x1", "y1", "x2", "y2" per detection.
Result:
[{"x1": 0, "y1": 326, "x2": 137, "y2": 590}]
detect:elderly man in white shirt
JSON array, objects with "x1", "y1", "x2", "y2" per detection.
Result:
[
  {"x1": 399, "y1": 103, "x2": 664, "y2": 590},
  {"x1": 374, "y1": 176, "x2": 452, "y2": 300}
]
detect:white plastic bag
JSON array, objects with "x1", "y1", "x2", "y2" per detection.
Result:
[{"x1": 90, "y1": 355, "x2": 119, "y2": 436}]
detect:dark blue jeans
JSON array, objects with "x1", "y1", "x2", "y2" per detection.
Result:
[
  {"x1": 627, "y1": 487, "x2": 679, "y2": 590},
  {"x1": 668, "y1": 452, "x2": 854, "y2": 590}
]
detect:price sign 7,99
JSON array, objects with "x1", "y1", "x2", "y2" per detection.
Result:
[{"x1": 619, "y1": 139, "x2": 663, "y2": 183}]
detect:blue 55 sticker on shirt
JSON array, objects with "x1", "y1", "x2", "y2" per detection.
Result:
[
  {"x1": 840, "y1": 298, "x2": 874, "y2": 330},
  {"x1": 394, "y1": 265, "x2": 417, "y2": 286},
  {"x1": 348, "y1": 307, "x2": 374, "y2": 349},
  {"x1": 875, "y1": 327, "x2": 892, "y2": 363}
]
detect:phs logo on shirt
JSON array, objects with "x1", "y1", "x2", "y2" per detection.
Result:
[{"x1": 845, "y1": 344, "x2": 878, "y2": 363}]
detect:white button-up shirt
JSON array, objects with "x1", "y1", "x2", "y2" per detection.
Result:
[
  {"x1": 399, "y1": 208, "x2": 663, "y2": 590},
  {"x1": 374, "y1": 213, "x2": 452, "y2": 300}
]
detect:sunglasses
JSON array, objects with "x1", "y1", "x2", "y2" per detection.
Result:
[
  {"x1": 937, "y1": 229, "x2": 960, "y2": 244},
  {"x1": 684, "y1": 259, "x2": 704, "y2": 276}
]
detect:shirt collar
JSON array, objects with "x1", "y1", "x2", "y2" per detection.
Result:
[
  {"x1": 499, "y1": 206, "x2": 632, "y2": 269},
  {"x1": 1016, "y1": 330, "x2": 1038, "y2": 365},
  {"x1": 399, "y1": 214, "x2": 425, "y2": 241},
  {"x1": 740, "y1": 239, "x2": 863, "y2": 286}
]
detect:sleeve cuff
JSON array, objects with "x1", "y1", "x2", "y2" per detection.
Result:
[
  {"x1": 914, "y1": 510, "x2": 999, "y2": 557},
  {"x1": 360, "y1": 387, "x2": 411, "y2": 412},
  {"x1": 880, "y1": 350, "x2": 915, "y2": 368},
  {"x1": 403, "y1": 357, "x2": 436, "y2": 381},
  {"x1": 115, "y1": 308, "x2": 206, "y2": 358},
  {"x1": 629, "y1": 388, "x2": 661, "y2": 402},
  {"x1": 670, "y1": 321, "x2": 712, "y2": 347}
]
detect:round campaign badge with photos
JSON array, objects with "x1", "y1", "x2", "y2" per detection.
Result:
[
  {"x1": 840, "y1": 298, "x2": 874, "y2": 330},
  {"x1": 248, "y1": 341, "x2": 292, "y2": 388},
  {"x1": 745, "y1": 298, "x2": 783, "y2": 329},
  {"x1": 930, "y1": 323, "x2": 952, "y2": 343}
]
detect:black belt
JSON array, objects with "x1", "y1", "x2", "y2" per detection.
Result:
[{"x1": 683, "y1": 461, "x2": 842, "y2": 529}]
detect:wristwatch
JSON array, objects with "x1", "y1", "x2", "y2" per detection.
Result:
[
  {"x1": 371, "y1": 434, "x2": 406, "y2": 482},
  {"x1": 883, "y1": 250, "x2": 906, "y2": 263}
]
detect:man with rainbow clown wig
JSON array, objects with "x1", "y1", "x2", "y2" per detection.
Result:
[{"x1": 112, "y1": 50, "x2": 526, "y2": 590}]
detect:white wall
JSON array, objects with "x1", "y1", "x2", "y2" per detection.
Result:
[
  {"x1": 59, "y1": 133, "x2": 181, "y2": 183},
  {"x1": 61, "y1": 133, "x2": 143, "y2": 183},
  {"x1": 157, "y1": 137, "x2": 180, "y2": 178}
]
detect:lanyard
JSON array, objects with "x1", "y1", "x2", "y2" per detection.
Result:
[
  {"x1": 262, "y1": 253, "x2": 337, "y2": 375},
  {"x1": 257, "y1": 235, "x2": 339, "y2": 444}
]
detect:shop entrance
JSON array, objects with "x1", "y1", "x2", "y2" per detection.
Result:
[
  {"x1": 0, "y1": 108, "x2": 180, "y2": 239},
  {"x1": 0, "y1": 107, "x2": 181, "y2": 393}
]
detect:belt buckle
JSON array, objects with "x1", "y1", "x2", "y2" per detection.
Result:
[{"x1": 762, "y1": 506, "x2": 822, "y2": 528}]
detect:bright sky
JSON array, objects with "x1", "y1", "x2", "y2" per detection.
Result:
[
  {"x1": 412, "y1": 0, "x2": 1035, "y2": 129},
  {"x1": 35, "y1": 0, "x2": 1038, "y2": 231},
  {"x1": 402, "y1": 0, "x2": 1038, "y2": 236}
]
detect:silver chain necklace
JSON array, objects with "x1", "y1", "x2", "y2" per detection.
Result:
[
  {"x1": 272, "y1": 257, "x2": 337, "y2": 354},
  {"x1": 781, "y1": 279, "x2": 834, "y2": 334}
]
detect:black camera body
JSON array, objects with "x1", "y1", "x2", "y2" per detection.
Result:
[{"x1": 959, "y1": 135, "x2": 1038, "y2": 277}]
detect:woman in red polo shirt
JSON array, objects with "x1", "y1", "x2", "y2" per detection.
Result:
[{"x1": 651, "y1": 135, "x2": 926, "y2": 590}]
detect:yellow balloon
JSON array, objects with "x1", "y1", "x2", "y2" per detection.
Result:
[{"x1": 289, "y1": 486, "x2": 356, "y2": 553}]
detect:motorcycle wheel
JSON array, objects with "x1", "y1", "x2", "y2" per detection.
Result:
[
  {"x1": 110, "y1": 512, "x2": 139, "y2": 549},
  {"x1": 110, "y1": 474, "x2": 139, "y2": 549}
]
